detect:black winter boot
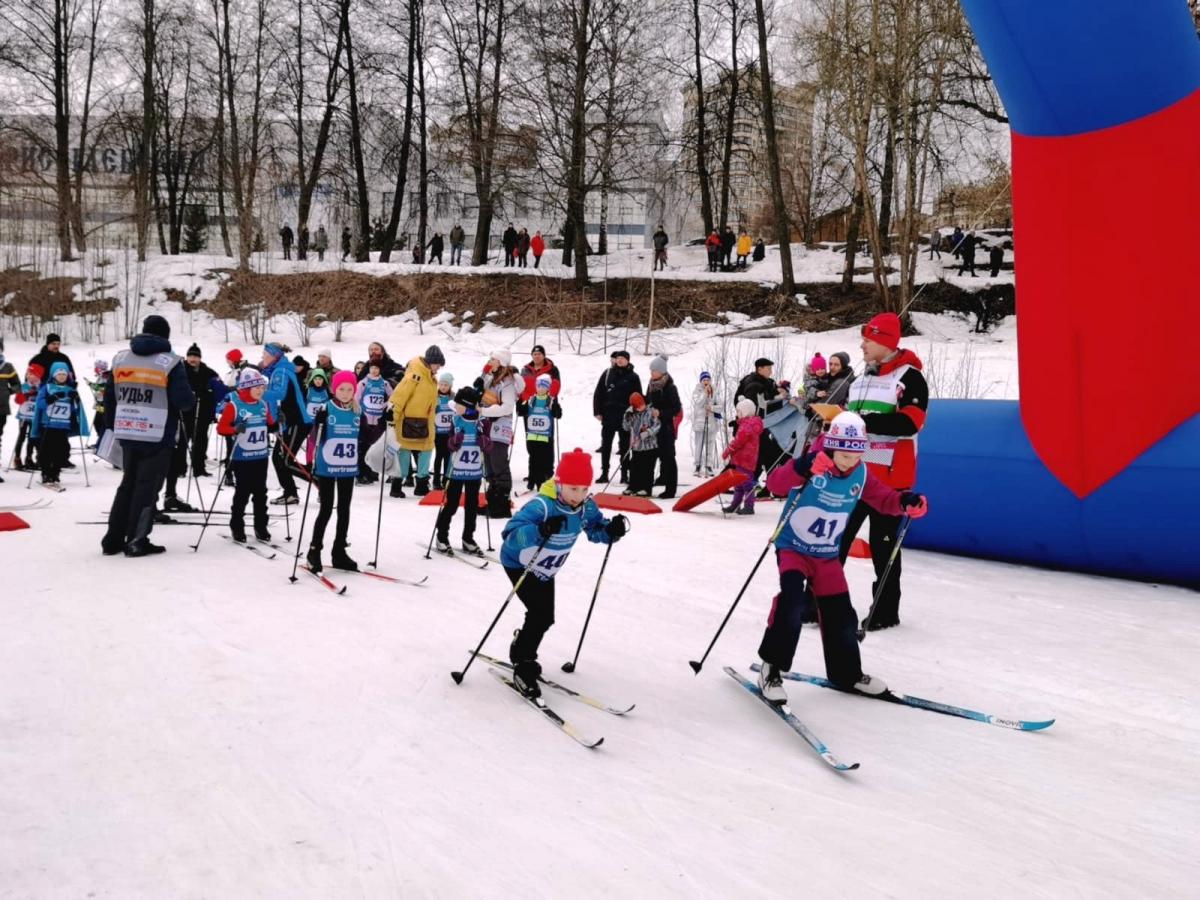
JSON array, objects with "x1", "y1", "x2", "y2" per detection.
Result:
[
  {"x1": 306, "y1": 544, "x2": 323, "y2": 573},
  {"x1": 414, "y1": 476, "x2": 431, "y2": 497},
  {"x1": 390, "y1": 478, "x2": 405, "y2": 498},
  {"x1": 513, "y1": 660, "x2": 542, "y2": 699},
  {"x1": 230, "y1": 520, "x2": 247, "y2": 543},
  {"x1": 331, "y1": 545, "x2": 358, "y2": 571}
]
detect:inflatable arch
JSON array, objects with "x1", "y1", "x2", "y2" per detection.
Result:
[{"x1": 907, "y1": 3, "x2": 1200, "y2": 586}]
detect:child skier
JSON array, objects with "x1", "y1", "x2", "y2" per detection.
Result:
[
  {"x1": 691, "y1": 371, "x2": 719, "y2": 477},
  {"x1": 12, "y1": 364, "x2": 43, "y2": 471},
  {"x1": 354, "y1": 362, "x2": 390, "y2": 485},
  {"x1": 756, "y1": 411, "x2": 928, "y2": 704},
  {"x1": 304, "y1": 368, "x2": 330, "y2": 465},
  {"x1": 519, "y1": 373, "x2": 562, "y2": 491},
  {"x1": 621, "y1": 392, "x2": 659, "y2": 497},
  {"x1": 307, "y1": 371, "x2": 362, "y2": 573},
  {"x1": 501, "y1": 449, "x2": 628, "y2": 697},
  {"x1": 88, "y1": 359, "x2": 111, "y2": 445},
  {"x1": 216, "y1": 368, "x2": 276, "y2": 542},
  {"x1": 434, "y1": 386, "x2": 487, "y2": 555},
  {"x1": 433, "y1": 372, "x2": 455, "y2": 489},
  {"x1": 31, "y1": 361, "x2": 88, "y2": 490},
  {"x1": 723, "y1": 398, "x2": 763, "y2": 516}
]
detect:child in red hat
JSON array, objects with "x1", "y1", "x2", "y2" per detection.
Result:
[{"x1": 498, "y1": 448, "x2": 628, "y2": 698}]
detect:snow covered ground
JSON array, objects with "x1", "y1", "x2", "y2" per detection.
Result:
[{"x1": 2, "y1": 312, "x2": 1196, "y2": 898}]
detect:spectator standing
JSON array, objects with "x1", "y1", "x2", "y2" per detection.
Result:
[
  {"x1": 645, "y1": 354, "x2": 681, "y2": 499},
  {"x1": 502, "y1": 223, "x2": 518, "y2": 267},
  {"x1": 449, "y1": 223, "x2": 466, "y2": 265},
  {"x1": 519, "y1": 344, "x2": 562, "y2": 401},
  {"x1": 313, "y1": 226, "x2": 329, "y2": 261},
  {"x1": 341, "y1": 226, "x2": 352, "y2": 261},
  {"x1": 958, "y1": 231, "x2": 978, "y2": 277},
  {"x1": 29, "y1": 333, "x2": 76, "y2": 384},
  {"x1": 690, "y1": 371, "x2": 719, "y2": 477},
  {"x1": 652, "y1": 225, "x2": 669, "y2": 271},
  {"x1": 705, "y1": 230, "x2": 721, "y2": 272},
  {"x1": 720, "y1": 226, "x2": 736, "y2": 269},
  {"x1": 516, "y1": 228, "x2": 531, "y2": 267},
  {"x1": 592, "y1": 350, "x2": 642, "y2": 484},
  {"x1": 428, "y1": 231, "x2": 445, "y2": 265},
  {"x1": 950, "y1": 225, "x2": 964, "y2": 259},
  {"x1": 736, "y1": 357, "x2": 791, "y2": 480},
  {"x1": 531, "y1": 231, "x2": 546, "y2": 268},
  {"x1": 928, "y1": 228, "x2": 942, "y2": 259},
  {"x1": 989, "y1": 243, "x2": 1004, "y2": 277},
  {"x1": 736, "y1": 230, "x2": 752, "y2": 269},
  {"x1": 297, "y1": 224, "x2": 310, "y2": 260},
  {"x1": 280, "y1": 224, "x2": 294, "y2": 260}
]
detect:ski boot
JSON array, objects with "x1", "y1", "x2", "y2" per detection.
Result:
[
  {"x1": 854, "y1": 674, "x2": 888, "y2": 696},
  {"x1": 271, "y1": 493, "x2": 299, "y2": 506},
  {"x1": 596, "y1": 469, "x2": 611, "y2": 484},
  {"x1": 735, "y1": 505, "x2": 755, "y2": 516},
  {"x1": 403, "y1": 472, "x2": 415, "y2": 488},
  {"x1": 461, "y1": 538, "x2": 483, "y2": 557},
  {"x1": 330, "y1": 545, "x2": 358, "y2": 571},
  {"x1": 390, "y1": 478, "x2": 406, "y2": 498},
  {"x1": 254, "y1": 525, "x2": 272, "y2": 543},
  {"x1": 229, "y1": 520, "x2": 247, "y2": 543},
  {"x1": 512, "y1": 660, "x2": 542, "y2": 700},
  {"x1": 433, "y1": 474, "x2": 444, "y2": 491},
  {"x1": 163, "y1": 495, "x2": 197, "y2": 513},
  {"x1": 124, "y1": 539, "x2": 166, "y2": 557},
  {"x1": 306, "y1": 544, "x2": 323, "y2": 573},
  {"x1": 757, "y1": 661, "x2": 787, "y2": 705},
  {"x1": 435, "y1": 538, "x2": 453, "y2": 555},
  {"x1": 224, "y1": 469, "x2": 236, "y2": 487},
  {"x1": 414, "y1": 476, "x2": 430, "y2": 497}
]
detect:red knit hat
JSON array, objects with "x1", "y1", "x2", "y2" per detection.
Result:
[
  {"x1": 555, "y1": 448, "x2": 594, "y2": 486},
  {"x1": 629, "y1": 392, "x2": 646, "y2": 409},
  {"x1": 226, "y1": 348, "x2": 244, "y2": 365},
  {"x1": 862, "y1": 312, "x2": 901, "y2": 350}
]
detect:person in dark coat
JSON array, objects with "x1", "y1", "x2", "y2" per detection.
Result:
[
  {"x1": 449, "y1": 223, "x2": 466, "y2": 265},
  {"x1": 297, "y1": 224, "x2": 310, "y2": 260},
  {"x1": 950, "y1": 225, "x2": 964, "y2": 259},
  {"x1": 989, "y1": 244, "x2": 1004, "y2": 277},
  {"x1": 516, "y1": 228, "x2": 531, "y2": 267},
  {"x1": 280, "y1": 224, "x2": 294, "y2": 259},
  {"x1": 502, "y1": 223, "x2": 518, "y2": 267},
  {"x1": 736, "y1": 357, "x2": 790, "y2": 481},
  {"x1": 592, "y1": 350, "x2": 642, "y2": 484},
  {"x1": 428, "y1": 232, "x2": 445, "y2": 264},
  {"x1": 177, "y1": 344, "x2": 223, "y2": 485},
  {"x1": 825, "y1": 351, "x2": 856, "y2": 407},
  {"x1": 720, "y1": 226, "x2": 736, "y2": 269},
  {"x1": 645, "y1": 354, "x2": 682, "y2": 499},
  {"x1": 341, "y1": 226, "x2": 352, "y2": 261},
  {"x1": 357, "y1": 342, "x2": 404, "y2": 383},
  {"x1": 102, "y1": 315, "x2": 196, "y2": 556},
  {"x1": 652, "y1": 226, "x2": 669, "y2": 271},
  {"x1": 752, "y1": 238, "x2": 765, "y2": 262},
  {"x1": 29, "y1": 333, "x2": 76, "y2": 384},
  {"x1": 958, "y1": 231, "x2": 978, "y2": 277},
  {"x1": 705, "y1": 230, "x2": 721, "y2": 272}
]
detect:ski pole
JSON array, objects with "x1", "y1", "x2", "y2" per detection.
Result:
[
  {"x1": 190, "y1": 441, "x2": 232, "y2": 552},
  {"x1": 77, "y1": 433, "x2": 90, "y2": 487},
  {"x1": 857, "y1": 515, "x2": 913, "y2": 642},
  {"x1": 688, "y1": 489, "x2": 805, "y2": 674},
  {"x1": 451, "y1": 531, "x2": 552, "y2": 685},
  {"x1": 595, "y1": 447, "x2": 632, "y2": 498},
  {"x1": 561, "y1": 524, "x2": 625, "y2": 674},
  {"x1": 288, "y1": 422, "x2": 324, "y2": 582},
  {"x1": 368, "y1": 424, "x2": 392, "y2": 568}
]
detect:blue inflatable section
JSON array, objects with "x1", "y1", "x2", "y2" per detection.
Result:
[
  {"x1": 909, "y1": 400, "x2": 1199, "y2": 587},
  {"x1": 959, "y1": 0, "x2": 1200, "y2": 136}
]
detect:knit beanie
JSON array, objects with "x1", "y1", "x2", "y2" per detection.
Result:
[
  {"x1": 490, "y1": 348, "x2": 512, "y2": 368},
  {"x1": 555, "y1": 448, "x2": 594, "y2": 486},
  {"x1": 831, "y1": 351, "x2": 851, "y2": 371},
  {"x1": 454, "y1": 386, "x2": 480, "y2": 407},
  {"x1": 699, "y1": 371, "x2": 711, "y2": 382},
  {"x1": 629, "y1": 392, "x2": 646, "y2": 409},
  {"x1": 810, "y1": 353, "x2": 827, "y2": 373},
  {"x1": 143, "y1": 315, "x2": 170, "y2": 339},
  {"x1": 438, "y1": 371, "x2": 454, "y2": 385},
  {"x1": 237, "y1": 368, "x2": 268, "y2": 390},
  {"x1": 187, "y1": 343, "x2": 202, "y2": 358},
  {"x1": 649, "y1": 355, "x2": 668, "y2": 375},
  {"x1": 862, "y1": 313, "x2": 901, "y2": 350},
  {"x1": 736, "y1": 398, "x2": 756, "y2": 418},
  {"x1": 226, "y1": 349, "x2": 244, "y2": 365},
  {"x1": 424, "y1": 345, "x2": 446, "y2": 366}
]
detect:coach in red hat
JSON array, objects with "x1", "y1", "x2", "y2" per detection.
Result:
[{"x1": 839, "y1": 311, "x2": 929, "y2": 631}]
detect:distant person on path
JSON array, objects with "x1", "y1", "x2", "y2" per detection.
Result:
[
  {"x1": 516, "y1": 227, "x2": 531, "y2": 267},
  {"x1": 592, "y1": 350, "x2": 642, "y2": 485},
  {"x1": 428, "y1": 232, "x2": 445, "y2": 265},
  {"x1": 101, "y1": 315, "x2": 195, "y2": 557},
  {"x1": 958, "y1": 231, "x2": 978, "y2": 277},
  {"x1": 753, "y1": 238, "x2": 765, "y2": 262},
  {"x1": 531, "y1": 230, "x2": 545, "y2": 268},
  {"x1": 720, "y1": 226, "x2": 736, "y2": 269},
  {"x1": 989, "y1": 243, "x2": 1004, "y2": 277},
  {"x1": 280, "y1": 224, "x2": 294, "y2": 260},
  {"x1": 297, "y1": 224, "x2": 310, "y2": 260},
  {"x1": 928, "y1": 228, "x2": 942, "y2": 259},
  {"x1": 652, "y1": 225, "x2": 669, "y2": 271},
  {"x1": 313, "y1": 226, "x2": 329, "y2": 261},
  {"x1": 950, "y1": 225, "x2": 964, "y2": 259},
  {"x1": 341, "y1": 226, "x2": 352, "y2": 261},
  {"x1": 736, "y1": 230, "x2": 752, "y2": 269},
  {"x1": 449, "y1": 223, "x2": 466, "y2": 265},
  {"x1": 502, "y1": 223, "x2": 518, "y2": 267},
  {"x1": 705, "y1": 230, "x2": 721, "y2": 272}
]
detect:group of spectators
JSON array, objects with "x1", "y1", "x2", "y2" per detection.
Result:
[
  {"x1": 704, "y1": 226, "x2": 765, "y2": 272},
  {"x1": 928, "y1": 226, "x2": 1007, "y2": 278}
]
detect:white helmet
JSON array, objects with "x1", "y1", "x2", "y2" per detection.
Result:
[{"x1": 825, "y1": 411, "x2": 868, "y2": 452}]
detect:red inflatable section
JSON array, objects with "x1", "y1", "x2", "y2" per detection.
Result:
[
  {"x1": 418, "y1": 490, "x2": 490, "y2": 510},
  {"x1": 0, "y1": 512, "x2": 30, "y2": 532},
  {"x1": 848, "y1": 538, "x2": 871, "y2": 559},
  {"x1": 593, "y1": 493, "x2": 662, "y2": 515},
  {"x1": 1012, "y1": 89, "x2": 1200, "y2": 498},
  {"x1": 672, "y1": 469, "x2": 744, "y2": 512}
]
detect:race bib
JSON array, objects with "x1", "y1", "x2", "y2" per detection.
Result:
[
  {"x1": 788, "y1": 506, "x2": 849, "y2": 548},
  {"x1": 436, "y1": 409, "x2": 454, "y2": 430},
  {"x1": 307, "y1": 400, "x2": 325, "y2": 419},
  {"x1": 48, "y1": 401, "x2": 72, "y2": 423},
  {"x1": 237, "y1": 426, "x2": 268, "y2": 453},
  {"x1": 323, "y1": 437, "x2": 358, "y2": 464},
  {"x1": 454, "y1": 446, "x2": 484, "y2": 477},
  {"x1": 519, "y1": 545, "x2": 570, "y2": 574},
  {"x1": 528, "y1": 412, "x2": 551, "y2": 434},
  {"x1": 362, "y1": 392, "x2": 386, "y2": 414}
]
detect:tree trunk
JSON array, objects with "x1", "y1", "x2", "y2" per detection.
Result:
[
  {"x1": 297, "y1": 1, "x2": 346, "y2": 234},
  {"x1": 566, "y1": 0, "x2": 591, "y2": 287},
  {"x1": 53, "y1": 0, "x2": 73, "y2": 261},
  {"x1": 717, "y1": 1, "x2": 739, "y2": 230},
  {"x1": 690, "y1": 0, "x2": 714, "y2": 235},
  {"x1": 342, "y1": 2, "x2": 371, "y2": 261},
  {"x1": 877, "y1": 94, "x2": 898, "y2": 255},
  {"x1": 415, "y1": 2, "x2": 428, "y2": 263},
  {"x1": 378, "y1": 0, "x2": 419, "y2": 263},
  {"x1": 842, "y1": 189, "x2": 862, "y2": 291},
  {"x1": 136, "y1": 0, "x2": 156, "y2": 261},
  {"x1": 752, "y1": 0, "x2": 794, "y2": 294}
]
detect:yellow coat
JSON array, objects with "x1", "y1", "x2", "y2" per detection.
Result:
[
  {"x1": 736, "y1": 234, "x2": 752, "y2": 256},
  {"x1": 389, "y1": 356, "x2": 438, "y2": 451}
]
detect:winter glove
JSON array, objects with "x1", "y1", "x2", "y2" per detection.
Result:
[
  {"x1": 538, "y1": 515, "x2": 566, "y2": 539},
  {"x1": 234, "y1": 421, "x2": 247, "y2": 434},
  {"x1": 900, "y1": 492, "x2": 928, "y2": 519},
  {"x1": 383, "y1": 408, "x2": 394, "y2": 423},
  {"x1": 713, "y1": 412, "x2": 723, "y2": 420},
  {"x1": 606, "y1": 514, "x2": 629, "y2": 542},
  {"x1": 810, "y1": 452, "x2": 836, "y2": 477},
  {"x1": 312, "y1": 408, "x2": 328, "y2": 427}
]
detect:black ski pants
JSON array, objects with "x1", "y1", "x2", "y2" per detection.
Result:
[
  {"x1": 839, "y1": 502, "x2": 904, "y2": 622},
  {"x1": 506, "y1": 566, "x2": 556, "y2": 664},
  {"x1": 436, "y1": 478, "x2": 480, "y2": 544},
  {"x1": 103, "y1": 443, "x2": 172, "y2": 550},
  {"x1": 599, "y1": 417, "x2": 630, "y2": 479},
  {"x1": 272, "y1": 424, "x2": 310, "y2": 496},
  {"x1": 758, "y1": 569, "x2": 863, "y2": 688},
  {"x1": 656, "y1": 423, "x2": 677, "y2": 494},
  {"x1": 230, "y1": 458, "x2": 269, "y2": 532},
  {"x1": 311, "y1": 475, "x2": 354, "y2": 551},
  {"x1": 433, "y1": 432, "x2": 451, "y2": 486},
  {"x1": 40, "y1": 429, "x2": 69, "y2": 482},
  {"x1": 526, "y1": 439, "x2": 554, "y2": 490}
]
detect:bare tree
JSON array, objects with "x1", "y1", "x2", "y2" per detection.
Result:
[
  {"x1": 751, "y1": 0, "x2": 793, "y2": 294},
  {"x1": 376, "y1": 0, "x2": 419, "y2": 262},
  {"x1": 340, "y1": 0, "x2": 371, "y2": 260}
]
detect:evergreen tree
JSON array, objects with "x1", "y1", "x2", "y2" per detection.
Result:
[{"x1": 182, "y1": 204, "x2": 209, "y2": 253}]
